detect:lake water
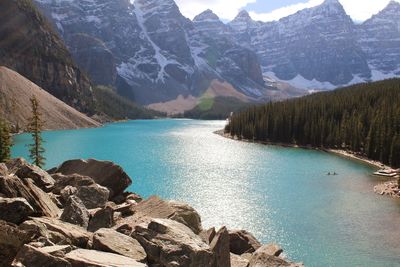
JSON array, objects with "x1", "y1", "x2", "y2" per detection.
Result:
[{"x1": 12, "y1": 119, "x2": 400, "y2": 267}]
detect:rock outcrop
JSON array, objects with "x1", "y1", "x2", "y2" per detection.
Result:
[
  {"x1": 64, "y1": 249, "x2": 147, "y2": 267},
  {"x1": 60, "y1": 196, "x2": 90, "y2": 229},
  {"x1": 133, "y1": 218, "x2": 214, "y2": 267},
  {"x1": 0, "y1": 175, "x2": 60, "y2": 217},
  {"x1": 92, "y1": 228, "x2": 147, "y2": 262},
  {"x1": 0, "y1": 0, "x2": 95, "y2": 114},
  {"x1": 0, "y1": 158, "x2": 303, "y2": 266},
  {"x1": 50, "y1": 159, "x2": 132, "y2": 198},
  {"x1": 0, "y1": 220, "x2": 33, "y2": 266},
  {"x1": 0, "y1": 197, "x2": 34, "y2": 224},
  {"x1": 116, "y1": 195, "x2": 203, "y2": 234},
  {"x1": 229, "y1": 230, "x2": 262, "y2": 255}
]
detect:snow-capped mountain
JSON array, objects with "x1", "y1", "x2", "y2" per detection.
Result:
[
  {"x1": 34, "y1": 0, "x2": 270, "y2": 105},
  {"x1": 228, "y1": 0, "x2": 400, "y2": 90},
  {"x1": 34, "y1": 0, "x2": 400, "y2": 103},
  {"x1": 357, "y1": 0, "x2": 400, "y2": 80}
]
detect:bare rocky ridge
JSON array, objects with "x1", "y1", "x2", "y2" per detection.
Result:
[
  {"x1": 0, "y1": 158, "x2": 304, "y2": 266},
  {"x1": 0, "y1": 0, "x2": 95, "y2": 114},
  {"x1": 0, "y1": 66, "x2": 100, "y2": 131}
]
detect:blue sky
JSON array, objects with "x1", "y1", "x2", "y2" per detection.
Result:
[{"x1": 175, "y1": 0, "x2": 399, "y2": 23}]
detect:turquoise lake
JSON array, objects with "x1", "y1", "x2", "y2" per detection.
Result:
[{"x1": 12, "y1": 119, "x2": 400, "y2": 267}]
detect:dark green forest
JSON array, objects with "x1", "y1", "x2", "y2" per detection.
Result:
[
  {"x1": 93, "y1": 86, "x2": 164, "y2": 120},
  {"x1": 226, "y1": 79, "x2": 400, "y2": 168}
]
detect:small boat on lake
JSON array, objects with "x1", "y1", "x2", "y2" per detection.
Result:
[{"x1": 373, "y1": 169, "x2": 399, "y2": 177}]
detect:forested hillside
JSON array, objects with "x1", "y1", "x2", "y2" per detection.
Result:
[{"x1": 226, "y1": 79, "x2": 400, "y2": 167}]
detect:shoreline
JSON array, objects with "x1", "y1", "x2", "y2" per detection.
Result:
[
  {"x1": 215, "y1": 129, "x2": 400, "y2": 198},
  {"x1": 214, "y1": 129, "x2": 390, "y2": 170}
]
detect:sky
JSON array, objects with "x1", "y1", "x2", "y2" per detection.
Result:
[{"x1": 174, "y1": 0, "x2": 399, "y2": 23}]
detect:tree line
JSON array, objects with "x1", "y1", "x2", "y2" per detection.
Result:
[
  {"x1": 226, "y1": 79, "x2": 400, "y2": 168},
  {"x1": 0, "y1": 96, "x2": 45, "y2": 167}
]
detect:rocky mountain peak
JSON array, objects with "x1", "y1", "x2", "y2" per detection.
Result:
[
  {"x1": 380, "y1": 0, "x2": 400, "y2": 14},
  {"x1": 234, "y1": 10, "x2": 252, "y2": 21},
  {"x1": 193, "y1": 9, "x2": 221, "y2": 22}
]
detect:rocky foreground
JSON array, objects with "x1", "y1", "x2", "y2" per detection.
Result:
[{"x1": 0, "y1": 158, "x2": 303, "y2": 267}]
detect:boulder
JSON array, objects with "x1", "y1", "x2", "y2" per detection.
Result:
[
  {"x1": 200, "y1": 227, "x2": 216, "y2": 244},
  {"x1": 0, "y1": 197, "x2": 34, "y2": 224},
  {"x1": 15, "y1": 160, "x2": 55, "y2": 192},
  {"x1": 0, "y1": 220, "x2": 33, "y2": 266},
  {"x1": 5, "y1": 158, "x2": 27, "y2": 173},
  {"x1": 60, "y1": 196, "x2": 90, "y2": 229},
  {"x1": 39, "y1": 245, "x2": 74, "y2": 257},
  {"x1": 50, "y1": 159, "x2": 132, "y2": 198},
  {"x1": 0, "y1": 175, "x2": 60, "y2": 217},
  {"x1": 93, "y1": 228, "x2": 146, "y2": 262},
  {"x1": 12, "y1": 244, "x2": 71, "y2": 267},
  {"x1": 88, "y1": 205, "x2": 114, "y2": 232},
  {"x1": 230, "y1": 253, "x2": 249, "y2": 267},
  {"x1": 229, "y1": 230, "x2": 262, "y2": 255},
  {"x1": 21, "y1": 217, "x2": 92, "y2": 248},
  {"x1": 60, "y1": 186, "x2": 78, "y2": 204},
  {"x1": 75, "y1": 184, "x2": 109, "y2": 209},
  {"x1": 112, "y1": 192, "x2": 143, "y2": 205},
  {"x1": 133, "y1": 218, "x2": 213, "y2": 267},
  {"x1": 51, "y1": 173, "x2": 95, "y2": 194},
  {"x1": 257, "y1": 244, "x2": 283, "y2": 257},
  {"x1": 248, "y1": 247, "x2": 292, "y2": 267},
  {"x1": 210, "y1": 227, "x2": 231, "y2": 267},
  {"x1": 113, "y1": 202, "x2": 135, "y2": 217},
  {"x1": 64, "y1": 249, "x2": 147, "y2": 267},
  {"x1": 116, "y1": 196, "x2": 202, "y2": 234},
  {"x1": 0, "y1": 163, "x2": 8, "y2": 176}
]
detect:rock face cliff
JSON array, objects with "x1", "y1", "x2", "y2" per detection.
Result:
[
  {"x1": 32, "y1": 0, "x2": 400, "y2": 102},
  {"x1": 228, "y1": 0, "x2": 400, "y2": 89},
  {"x1": 0, "y1": 67, "x2": 100, "y2": 130},
  {"x1": 0, "y1": 0, "x2": 95, "y2": 113},
  {"x1": 33, "y1": 0, "x2": 270, "y2": 105}
]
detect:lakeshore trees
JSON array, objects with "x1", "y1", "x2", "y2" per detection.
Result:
[
  {"x1": 226, "y1": 79, "x2": 400, "y2": 168},
  {"x1": 0, "y1": 118, "x2": 12, "y2": 162},
  {"x1": 27, "y1": 96, "x2": 46, "y2": 168}
]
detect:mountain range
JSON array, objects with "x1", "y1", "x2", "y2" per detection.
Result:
[{"x1": 32, "y1": 0, "x2": 400, "y2": 111}]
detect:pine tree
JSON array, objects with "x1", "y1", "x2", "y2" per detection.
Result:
[
  {"x1": 0, "y1": 119, "x2": 12, "y2": 163},
  {"x1": 27, "y1": 96, "x2": 46, "y2": 168}
]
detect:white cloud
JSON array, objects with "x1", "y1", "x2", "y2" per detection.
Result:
[
  {"x1": 175, "y1": 0, "x2": 400, "y2": 23},
  {"x1": 174, "y1": 0, "x2": 256, "y2": 20}
]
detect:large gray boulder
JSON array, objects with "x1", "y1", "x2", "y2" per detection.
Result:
[
  {"x1": 60, "y1": 196, "x2": 90, "y2": 229},
  {"x1": 75, "y1": 184, "x2": 109, "y2": 209},
  {"x1": 0, "y1": 175, "x2": 60, "y2": 217},
  {"x1": 133, "y1": 218, "x2": 213, "y2": 267},
  {"x1": 50, "y1": 159, "x2": 132, "y2": 198},
  {"x1": 116, "y1": 196, "x2": 202, "y2": 235},
  {"x1": 51, "y1": 173, "x2": 96, "y2": 194},
  {"x1": 12, "y1": 244, "x2": 71, "y2": 267},
  {"x1": 229, "y1": 230, "x2": 262, "y2": 255},
  {"x1": 64, "y1": 249, "x2": 147, "y2": 267},
  {"x1": 88, "y1": 205, "x2": 114, "y2": 232},
  {"x1": 0, "y1": 220, "x2": 33, "y2": 266},
  {"x1": 20, "y1": 217, "x2": 92, "y2": 248},
  {"x1": 93, "y1": 228, "x2": 147, "y2": 262},
  {"x1": 0, "y1": 197, "x2": 34, "y2": 224},
  {"x1": 210, "y1": 227, "x2": 231, "y2": 267},
  {"x1": 14, "y1": 159, "x2": 55, "y2": 192}
]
